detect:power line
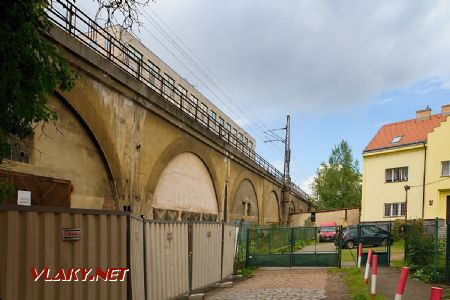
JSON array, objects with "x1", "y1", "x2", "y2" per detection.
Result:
[{"x1": 137, "y1": 6, "x2": 288, "y2": 163}]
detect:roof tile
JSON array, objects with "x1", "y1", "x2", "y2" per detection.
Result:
[{"x1": 365, "y1": 114, "x2": 446, "y2": 152}]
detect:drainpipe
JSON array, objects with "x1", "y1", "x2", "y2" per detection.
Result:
[{"x1": 422, "y1": 143, "x2": 427, "y2": 219}]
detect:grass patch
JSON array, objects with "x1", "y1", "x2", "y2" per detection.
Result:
[
  {"x1": 339, "y1": 268, "x2": 387, "y2": 300},
  {"x1": 234, "y1": 266, "x2": 256, "y2": 277}
]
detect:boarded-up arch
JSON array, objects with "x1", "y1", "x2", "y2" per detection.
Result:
[
  {"x1": 230, "y1": 179, "x2": 259, "y2": 222},
  {"x1": 264, "y1": 191, "x2": 279, "y2": 224},
  {"x1": 152, "y1": 152, "x2": 218, "y2": 220}
]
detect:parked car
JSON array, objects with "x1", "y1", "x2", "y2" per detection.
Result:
[
  {"x1": 318, "y1": 222, "x2": 337, "y2": 242},
  {"x1": 336, "y1": 226, "x2": 393, "y2": 249}
]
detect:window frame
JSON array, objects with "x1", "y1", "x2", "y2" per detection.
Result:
[
  {"x1": 385, "y1": 167, "x2": 408, "y2": 183},
  {"x1": 384, "y1": 202, "x2": 406, "y2": 217},
  {"x1": 442, "y1": 161, "x2": 450, "y2": 177}
]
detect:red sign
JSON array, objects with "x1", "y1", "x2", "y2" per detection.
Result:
[{"x1": 62, "y1": 228, "x2": 82, "y2": 241}]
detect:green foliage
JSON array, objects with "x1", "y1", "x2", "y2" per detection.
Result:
[
  {"x1": 311, "y1": 140, "x2": 362, "y2": 209},
  {"x1": 0, "y1": 1, "x2": 77, "y2": 162},
  {"x1": 0, "y1": 182, "x2": 16, "y2": 203},
  {"x1": 392, "y1": 219, "x2": 406, "y2": 241},
  {"x1": 234, "y1": 266, "x2": 256, "y2": 277}
]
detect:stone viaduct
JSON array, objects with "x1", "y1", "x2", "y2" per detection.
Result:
[{"x1": 5, "y1": 7, "x2": 311, "y2": 225}]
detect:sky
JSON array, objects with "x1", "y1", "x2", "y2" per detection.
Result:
[{"x1": 78, "y1": 0, "x2": 450, "y2": 194}]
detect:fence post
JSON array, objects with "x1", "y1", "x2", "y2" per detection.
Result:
[
  {"x1": 290, "y1": 227, "x2": 294, "y2": 267},
  {"x1": 245, "y1": 227, "x2": 250, "y2": 268},
  {"x1": 338, "y1": 225, "x2": 343, "y2": 268},
  {"x1": 220, "y1": 221, "x2": 225, "y2": 282},
  {"x1": 446, "y1": 220, "x2": 450, "y2": 282},
  {"x1": 188, "y1": 222, "x2": 193, "y2": 294},
  {"x1": 434, "y1": 217, "x2": 439, "y2": 279}
]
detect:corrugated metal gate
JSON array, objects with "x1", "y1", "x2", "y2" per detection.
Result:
[{"x1": 246, "y1": 226, "x2": 342, "y2": 268}]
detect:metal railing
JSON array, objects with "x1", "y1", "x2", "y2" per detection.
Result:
[{"x1": 46, "y1": 0, "x2": 309, "y2": 200}]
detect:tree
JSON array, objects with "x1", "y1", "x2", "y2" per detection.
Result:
[
  {"x1": 0, "y1": 1, "x2": 77, "y2": 164},
  {"x1": 311, "y1": 140, "x2": 361, "y2": 209}
]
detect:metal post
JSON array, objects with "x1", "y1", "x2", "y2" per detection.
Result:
[
  {"x1": 188, "y1": 222, "x2": 193, "y2": 294},
  {"x1": 245, "y1": 227, "x2": 250, "y2": 268},
  {"x1": 338, "y1": 225, "x2": 343, "y2": 268},
  {"x1": 434, "y1": 217, "x2": 439, "y2": 279}
]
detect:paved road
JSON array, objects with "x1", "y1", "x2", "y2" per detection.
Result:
[
  {"x1": 296, "y1": 242, "x2": 336, "y2": 253},
  {"x1": 205, "y1": 268, "x2": 349, "y2": 300}
]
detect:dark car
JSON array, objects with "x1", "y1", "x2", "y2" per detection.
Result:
[{"x1": 335, "y1": 226, "x2": 393, "y2": 249}]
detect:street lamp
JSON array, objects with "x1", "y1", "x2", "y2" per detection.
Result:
[{"x1": 404, "y1": 185, "x2": 411, "y2": 220}]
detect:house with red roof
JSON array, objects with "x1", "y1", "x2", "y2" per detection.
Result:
[{"x1": 361, "y1": 104, "x2": 450, "y2": 222}]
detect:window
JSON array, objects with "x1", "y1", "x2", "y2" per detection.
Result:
[
  {"x1": 89, "y1": 41, "x2": 98, "y2": 49},
  {"x1": 163, "y1": 74, "x2": 175, "y2": 99},
  {"x1": 238, "y1": 133, "x2": 243, "y2": 141},
  {"x1": 127, "y1": 45, "x2": 142, "y2": 75},
  {"x1": 148, "y1": 60, "x2": 160, "y2": 83},
  {"x1": 218, "y1": 117, "x2": 224, "y2": 126},
  {"x1": 200, "y1": 103, "x2": 208, "y2": 124},
  {"x1": 210, "y1": 110, "x2": 216, "y2": 120},
  {"x1": 241, "y1": 202, "x2": 251, "y2": 216},
  {"x1": 104, "y1": 38, "x2": 111, "y2": 50},
  {"x1": 190, "y1": 94, "x2": 198, "y2": 105},
  {"x1": 385, "y1": 167, "x2": 408, "y2": 182},
  {"x1": 7, "y1": 137, "x2": 32, "y2": 163},
  {"x1": 384, "y1": 203, "x2": 406, "y2": 217},
  {"x1": 245, "y1": 137, "x2": 248, "y2": 145},
  {"x1": 225, "y1": 123, "x2": 231, "y2": 132},
  {"x1": 392, "y1": 136, "x2": 402, "y2": 144},
  {"x1": 232, "y1": 128, "x2": 237, "y2": 136},
  {"x1": 249, "y1": 141, "x2": 253, "y2": 149},
  {"x1": 442, "y1": 161, "x2": 450, "y2": 176},
  {"x1": 200, "y1": 102, "x2": 208, "y2": 113},
  {"x1": 311, "y1": 212, "x2": 316, "y2": 223},
  {"x1": 178, "y1": 85, "x2": 187, "y2": 96}
]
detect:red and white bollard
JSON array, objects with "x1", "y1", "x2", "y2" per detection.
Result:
[
  {"x1": 364, "y1": 248, "x2": 373, "y2": 284},
  {"x1": 429, "y1": 287, "x2": 443, "y2": 300},
  {"x1": 394, "y1": 267, "x2": 410, "y2": 300},
  {"x1": 357, "y1": 242, "x2": 363, "y2": 270},
  {"x1": 371, "y1": 255, "x2": 378, "y2": 298}
]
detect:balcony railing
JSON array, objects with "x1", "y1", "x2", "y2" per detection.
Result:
[{"x1": 46, "y1": 0, "x2": 310, "y2": 201}]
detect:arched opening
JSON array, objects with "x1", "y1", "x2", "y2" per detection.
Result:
[
  {"x1": 264, "y1": 191, "x2": 279, "y2": 224},
  {"x1": 152, "y1": 152, "x2": 218, "y2": 221},
  {"x1": 230, "y1": 179, "x2": 259, "y2": 223}
]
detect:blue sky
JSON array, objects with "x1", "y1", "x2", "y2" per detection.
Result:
[{"x1": 77, "y1": 0, "x2": 450, "y2": 193}]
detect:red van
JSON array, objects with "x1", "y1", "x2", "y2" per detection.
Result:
[{"x1": 318, "y1": 222, "x2": 337, "y2": 242}]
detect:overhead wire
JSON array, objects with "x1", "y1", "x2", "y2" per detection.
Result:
[{"x1": 138, "y1": 6, "x2": 290, "y2": 164}]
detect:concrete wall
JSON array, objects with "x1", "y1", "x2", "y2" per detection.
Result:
[
  {"x1": 289, "y1": 208, "x2": 360, "y2": 227},
  {"x1": 361, "y1": 145, "x2": 425, "y2": 222},
  {"x1": 424, "y1": 117, "x2": 450, "y2": 219}
]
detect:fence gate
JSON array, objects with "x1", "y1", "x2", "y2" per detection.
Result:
[{"x1": 245, "y1": 226, "x2": 342, "y2": 268}]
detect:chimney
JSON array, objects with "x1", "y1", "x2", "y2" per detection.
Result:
[
  {"x1": 416, "y1": 106, "x2": 432, "y2": 120},
  {"x1": 442, "y1": 104, "x2": 450, "y2": 116}
]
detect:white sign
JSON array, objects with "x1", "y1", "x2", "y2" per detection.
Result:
[{"x1": 17, "y1": 190, "x2": 31, "y2": 206}]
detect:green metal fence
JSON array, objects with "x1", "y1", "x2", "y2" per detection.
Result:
[
  {"x1": 245, "y1": 226, "x2": 342, "y2": 268},
  {"x1": 402, "y1": 218, "x2": 447, "y2": 282}
]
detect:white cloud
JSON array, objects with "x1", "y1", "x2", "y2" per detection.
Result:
[
  {"x1": 300, "y1": 175, "x2": 316, "y2": 195},
  {"x1": 140, "y1": 1, "x2": 450, "y2": 119}
]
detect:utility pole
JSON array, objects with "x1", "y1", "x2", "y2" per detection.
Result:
[
  {"x1": 265, "y1": 115, "x2": 291, "y2": 225},
  {"x1": 404, "y1": 185, "x2": 410, "y2": 220}
]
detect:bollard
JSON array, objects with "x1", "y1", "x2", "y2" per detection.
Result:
[
  {"x1": 364, "y1": 249, "x2": 373, "y2": 284},
  {"x1": 371, "y1": 255, "x2": 378, "y2": 298},
  {"x1": 394, "y1": 267, "x2": 410, "y2": 300},
  {"x1": 357, "y1": 242, "x2": 363, "y2": 270},
  {"x1": 429, "y1": 287, "x2": 443, "y2": 300}
]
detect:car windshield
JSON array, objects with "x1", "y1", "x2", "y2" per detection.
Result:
[{"x1": 320, "y1": 227, "x2": 335, "y2": 232}]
